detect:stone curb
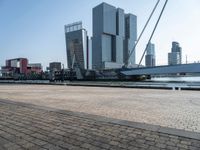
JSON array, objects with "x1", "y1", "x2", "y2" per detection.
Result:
[
  {"x1": 0, "y1": 99, "x2": 200, "y2": 140},
  {"x1": 1, "y1": 81, "x2": 200, "y2": 90}
]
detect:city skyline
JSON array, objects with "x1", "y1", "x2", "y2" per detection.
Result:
[{"x1": 1, "y1": 0, "x2": 200, "y2": 68}]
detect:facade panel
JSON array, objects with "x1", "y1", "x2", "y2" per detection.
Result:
[
  {"x1": 92, "y1": 36, "x2": 102, "y2": 69},
  {"x1": 102, "y1": 3, "x2": 116, "y2": 35},
  {"x1": 11, "y1": 59, "x2": 19, "y2": 68},
  {"x1": 102, "y1": 34, "x2": 112, "y2": 62},
  {"x1": 93, "y1": 4, "x2": 103, "y2": 37},
  {"x1": 116, "y1": 8, "x2": 125, "y2": 37},
  {"x1": 127, "y1": 38, "x2": 136, "y2": 65},
  {"x1": 88, "y1": 38, "x2": 92, "y2": 69},
  {"x1": 103, "y1": 62, "x2": 123, "y2": 69},
  {"x1": 115, "y1": 36, "x2": 124, "y2": 64},
  {"x1": 20, "y1": 58, "x2": 28, "y2": 74}
]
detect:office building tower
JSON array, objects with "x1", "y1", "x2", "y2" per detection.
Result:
[
  {"x1": 92, "y1": 2, "x2": 137, "y2": 69},
  {"x1": 65, "y1": 21, "x2": 88, "y2": 70},
  {"x1": 168, "y1": 41, "x2": 182, "y2": 65},
  {"x1": 145, "y1": 43, "x2": 155, "y2": 67}
]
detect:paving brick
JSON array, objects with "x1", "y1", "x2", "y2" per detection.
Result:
[
  {"x1": 21, "y1": 142, "x2": 36, "y2": 149},
  {"x1": 178, "y1": 143, "x2": 189, "y2": 149},
  {"x1": 192, "y1": 140, "x2": 200, "y2": 148},
  {"x1": 0, "y1": 100, "x2": 200, "y2": 150},
  {"x1": 166, "y1": 145, "x2": 179, "y2": 150},
  {"x1": 188, "y1": 145, "x2": 200, "y2": 150},
  {"x1": 81, "y1": 143, "x2": 93, "y2": 149},
  {"x1": 156, "y1": 143, "x2": 166, "y2": 149},
  {"x1": 166, "y1": 141, "x2": 176, "y2": 146},
  {"x1": 180, "y1": 140, "x2": 192, "y2": 145}
]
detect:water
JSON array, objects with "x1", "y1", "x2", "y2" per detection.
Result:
[{"x1": 151, "y1": 76, "x2": 200, "y2": 82}]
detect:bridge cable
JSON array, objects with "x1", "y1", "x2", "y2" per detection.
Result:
[
  {"x1": 126, "y1": 0, "x2": 160, "y2": 67},
  {"x1": 138, "y1": 0, "x2": 168, "y2": 67}
]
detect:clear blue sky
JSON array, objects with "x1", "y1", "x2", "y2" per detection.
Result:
[{"x1": 0, "y1": 0, "x2": 200, "y2": 69}]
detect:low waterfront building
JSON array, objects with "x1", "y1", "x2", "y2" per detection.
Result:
[
  {"x1": 49, "y1": 62, "x2": 62, "y2": 73},
  {"x1": 27, "y1": 63, "x2": 43, "y2": 74},
  {"x1": 1, "y1": 58, "x2": 28, "y2": 77},
  {"x1": 1, "y1": 58, "x2": 44, "y2": 79}
]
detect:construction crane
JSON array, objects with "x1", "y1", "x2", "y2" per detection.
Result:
[{"x1": 124, "y1": 0, "x2": 169, "y2": 68}]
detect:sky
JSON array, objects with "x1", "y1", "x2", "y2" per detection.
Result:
[{"x1": 0, "y1": 0, "x2": 200, "y2": 69}]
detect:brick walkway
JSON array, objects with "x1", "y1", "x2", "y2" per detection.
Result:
[{"x1": 0, "y1": 100, "x2": 200, "y2": 150}]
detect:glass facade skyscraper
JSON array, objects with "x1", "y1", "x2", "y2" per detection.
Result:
[
  {"x1": 168, "y1": 41, "x2": 182, "y2": 65},
  {"x1": 145, "y1": 43, "x2": 156, "y2": 67},
  {"x1": 92, "y1": 3, "x2": 137, "y2": 69},
  {"x1": 65, "y1": 22, "x2": 88, "y2": 70}
]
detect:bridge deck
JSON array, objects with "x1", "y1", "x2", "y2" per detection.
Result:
[{"x1": 121, "y1": 63, "x2": 200, "y2": 75}]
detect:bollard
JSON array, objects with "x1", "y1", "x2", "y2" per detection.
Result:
[{"x1": 172, "y1": 87, "x2": 175, "y2": 91}]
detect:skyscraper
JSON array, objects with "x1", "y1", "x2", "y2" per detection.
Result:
[
  {"x1": 145, "y1": 43, "x2": 156, "y2": 67},
  {"x1": 65, "y1": 21, "x2": 88, "y2": 70},
  {"x1": 92, "y1": 2, "x2": 137, "y2": 70},
  {"x1": 168, "y1": 41, "x2": 182, "y2": 65},
  {"x1": 124, "y1": 14, "x2": 137, "y2": 66}
]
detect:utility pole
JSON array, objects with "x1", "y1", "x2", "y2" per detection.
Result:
[
  {"x1": 186, "y1": 55, "x2": 188, "y2": 64},
  {"x1": 62, "y1": 64, "x2": 64, "y2": 82}
]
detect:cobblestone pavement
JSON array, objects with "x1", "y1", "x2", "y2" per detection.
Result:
[
  {"x1": 1, "y1": 85, "x2": 200, "y2": 133},
  {"x1": 0, "y1": 100, "x2": 200, "y2": 150}
]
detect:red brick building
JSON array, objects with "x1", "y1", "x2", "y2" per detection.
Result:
[{"x1": 4, "y1": 58, "x2": 28, "y2": 74}]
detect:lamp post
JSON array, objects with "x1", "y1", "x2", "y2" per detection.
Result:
[{"x1": 62, "y1": 64, "x2": 64, "y2": 82}]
